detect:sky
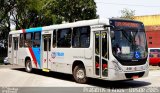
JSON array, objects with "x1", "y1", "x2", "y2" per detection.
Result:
[{"x1": 95, "y1": 0, "x2": 160, "y2": 18}]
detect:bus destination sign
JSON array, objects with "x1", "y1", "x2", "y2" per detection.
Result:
[{"x1": 115, "y1": 22, "x2": 140, "y2": 28}]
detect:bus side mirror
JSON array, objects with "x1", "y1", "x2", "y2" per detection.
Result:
[{"x1": 110, "y1": 31, "x2": 115, "y2": 39}]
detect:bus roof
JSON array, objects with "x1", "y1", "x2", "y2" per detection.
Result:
[
  {"x1": 109, "y1": 18, "x2": 143, "y2": 23},
  {"x1": 9, "y1": 18, "x2": 143, "y2": 34},
  {"x1": 9, "y1": 18, "x2": 109, "y2": 34}
]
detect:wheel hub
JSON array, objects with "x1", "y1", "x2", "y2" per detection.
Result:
[{"x1": 76, "y1": 69, "x2": 85, "y2": 79}]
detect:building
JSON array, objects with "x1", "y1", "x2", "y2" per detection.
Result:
[{"x1": 134, "y1": 15, "x2": 160, "y2": 48}]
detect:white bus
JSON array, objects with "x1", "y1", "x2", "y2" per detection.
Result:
[{"x1": 8, "y1": 18, "x2": 149, "y2": 83}]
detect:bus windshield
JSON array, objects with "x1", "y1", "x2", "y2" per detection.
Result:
[
  {"x1": 109, "y1": 19, "x2": 148, "y2": 65},
  {"x1": 111, "y1": 29, "x2": 148, "y2": 60}
]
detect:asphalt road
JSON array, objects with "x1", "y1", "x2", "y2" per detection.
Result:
[{"x1": 0, "y1": 65, "x2": 160, "y2": 93}]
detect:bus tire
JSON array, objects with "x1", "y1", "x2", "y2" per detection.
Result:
[
  {"x1": 73, "y1": 65, "x2": 88, "y2": 84},
  {"x1": 25, "y1": 59, "x2": 32, "y2": 73}
]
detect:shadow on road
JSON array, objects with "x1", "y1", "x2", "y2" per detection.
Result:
[
  {"x1": 12, "y1": 68, "x2": 75, "y2": 82},
  {"x1": 88, "y1": 78, "x2": 151, "y2": 88},
  {"x1": 12, "y1": 68, "x2": 151, "y2": 88}
]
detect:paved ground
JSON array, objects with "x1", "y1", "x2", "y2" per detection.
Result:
[
  {"x1": 0, "y1": 65, "x2": 160, "y2": 93},
  {"x1": 0, "y1": 67, "x2": 91, "y2": 87},
  {"x1": 0, "y1": 64, "x2": 160, "y2": 88}
]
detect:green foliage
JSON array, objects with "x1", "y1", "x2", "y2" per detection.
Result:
[
  {"x1": 0, "y1": 0, "x2": 15, "y2": 48},
  {"x1": 120, "y1": 8, "x2": 135, "y2": 20},
  {"x1": 0, "y1": 0, "x2": 98, "y2": 48},
  {"x1": 47, "y1": 0, "x2": 98, "y2": 22},
  {"x1": 1, "y1": 0, "x2": 98, "y2": 30},
  {"x1": 11, "y1": 0, "x2": 98, "y2": 29},
  {"x1": 0, "y1": 0, "x2": 15, "y2": 24},
  {"x1": 11, "y1": 0, "x2": 58, "y2": 29}
]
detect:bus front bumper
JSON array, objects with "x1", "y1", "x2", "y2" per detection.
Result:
[{"x1": 108, "y1": 69, "x2": 149, "y2": 81}]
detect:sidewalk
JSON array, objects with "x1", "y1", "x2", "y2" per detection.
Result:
[{"x1": 149, "y1": 65, "x2": 160, "y2": 70}]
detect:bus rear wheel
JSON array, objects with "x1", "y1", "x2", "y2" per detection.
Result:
[
  {"x1": 73, "y1": 65, "x2": 88, "y2": 84},
  {"x1": 25, "y1": 59, "x2": 32, "y2": 72}
]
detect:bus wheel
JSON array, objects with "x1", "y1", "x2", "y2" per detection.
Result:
[
  {"x1": 25, "y1": 59, "x2": 32, "y2": 72},
  {"x1": 73, "y1": 65, "x2": 88, "y2": 84}
]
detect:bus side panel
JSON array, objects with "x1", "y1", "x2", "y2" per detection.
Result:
[
  {"x1": 31, "y1": 47, "x2": 41, "y2": 69},
  {"x1": 49, "y1": 48, "x2": 93, "y2": 77},
  {"x1": 17, "y1": 48, "x2": 40, "y2": 69},
  {"x1": 49, "y1": 48, "x2": 75, "y2": 74},
  {"x1": 8, "y1": 34, "x2": 13, "y2": 64},
  {"x1": 8, "y1": 47, "x2": 12, "y2": 64}
]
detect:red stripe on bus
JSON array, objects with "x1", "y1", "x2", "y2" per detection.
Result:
[
  {"x1": 28, "y1": 48, "x2": 38, "y2": 68},
  {"x1": 22, "y1": 29, "x2": 37, "y2": 68},
  {"x1": 22, "y1": 29, "x2": 26, "y2": 33}
]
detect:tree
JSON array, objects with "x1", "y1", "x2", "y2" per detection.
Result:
[
  {"x1": 47, "y1": 0, "x2": 98, "y2": 22},
  {"x1": 10, "y1": 0, "x2": 59, "y2": 30},
  {"x1": 0, "y1": 0, "x2": 15, "y2": 24},
  {"x1": 120, "y1": 8, "x2": 135, "y2": 20},
  {"x1": 0, "y1": 0, "x2": 98, "y2": 48},
  {"x1": 0, "y1": 0, "x2": 16, "y2": 49}
]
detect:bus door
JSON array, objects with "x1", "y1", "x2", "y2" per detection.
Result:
[
  {"x1": 94, "y1": 31, "x2": 108, "y2": 78},
  {"x1": 12, "y1": 37, "x2": 18, "y2": 64},
  {"x1": 42, "y1": 34, "x2": 51, "y2": 70}
]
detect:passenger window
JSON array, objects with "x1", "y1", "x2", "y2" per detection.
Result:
[
  {"x1": 72, "y1": 26, "x2": 90, "y2": 48},
  {"x1": 33, "y1": 32, "x2": 41, "y2": 47},
  {"x1": 53, "y1": 30, "x2": 56, "y2": 48},
  {"x1": 44, "y1": 38, "x2": 47, "y2": 51},
  {"x1": 24, "y1": 33, "x2": 33, "y2": 47},
  {"x1": 19, "y1": 34, "x2": 24, "y2": 47},
  {"x1": 13, "y1": 37, "x2": 18, "y2": 50},
  {"x1": 57, "y1": 28, "x2": 71, "y2": 48},
  {"x1": 8, "y1": 35, "x2": 12, "y2": 48}
]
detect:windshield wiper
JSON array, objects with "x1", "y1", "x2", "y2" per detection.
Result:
[{"x1": 121, "y1": 30, "x2": 132, "y2": 43}]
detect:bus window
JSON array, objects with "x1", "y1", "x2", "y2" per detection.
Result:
[
  {"x1": 102, "y1": 32, "x2": 108, "y2": 59},
  {"x1": 72, "y1": 26, "x2": 90, "y2": 48},
  {"x1": 24, "y1": 33, "x2": 33, "y2": 47},
  {"x1": 8, "y1": 35, "x2": 12, "y2": 48},
  {"x1": 19, "y1": 34, "x2": 24, "y2": 47},
  {"x1": 150, "y1": 49, "x2": 160, "y2": 58},
  {"x1": 33, "y1": 32, "x2": 41, "y2": 47},
  {"x1": 44, "y1": 38, "x2": 47, "y2": 51},
  {"x1": 95, "y1": 33, "x2": 99, "y2": 54},
  {"x1": 158, "y1": 54, "x2": 160, "y2": 57},
  {"x1": 52, "y1": 30, "x2": 56, "y2": 48},
  {"x1": 57, "y1": 28, "x2": 71, "y2": 48},
  {"x1": 14, "y1": 37, "x2": 18, "y2": 50}
]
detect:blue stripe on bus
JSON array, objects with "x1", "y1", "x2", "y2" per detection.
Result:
[
  {"x1": 26, "y1": 27, "x2": 42, "y2": 33},
  {"x1": 32, "y1": 47, "x2": 41, "y2": 68},
  {"x1": 25, "y1": 27, "x2": 42, "y2": 68}
]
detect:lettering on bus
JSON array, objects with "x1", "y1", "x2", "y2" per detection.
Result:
[
  {"x1": 115, "y1": 22, "x2": 140, "y2": 28},
  {"x1": 73, "y1": 56, "x2": 84, "y2": 59},
  {"x1": 51, "y1": 52, "x2": 64, "y2": 58}
]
